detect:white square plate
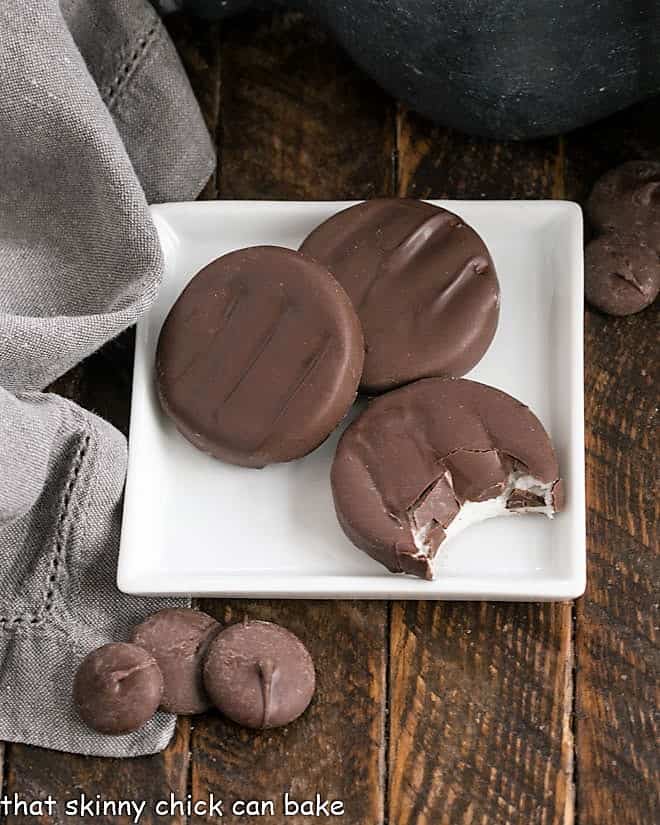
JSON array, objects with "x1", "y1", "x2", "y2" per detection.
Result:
[{"x1": 118, "y1": 200, "x2": 585, "y2": 600}]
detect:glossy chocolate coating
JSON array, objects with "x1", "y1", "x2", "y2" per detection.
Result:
[
  {"x1": 73, "y1": 643, "x2": 163, "y2": 735},
  {"x1": 203, "y1": 620, "x2": 315, "y2": 729},
  {"x1": 585, "y1": 233, "x2": 659, "y2": 317},
  {"x1": 300, "y1": 199, "x2": 500, "y2": 392},
  {"x1": 130, "y1": 608, "x2": 220, "y2": 714},
  {"x1": 587, "y1": 161, "x2": 660, "y2": 238},
  {"x1": 585, "y1": 161, "x2": 660, "y2": 316},
  {"x1": 157, "y1": 246, "x2": 364, "y2": 467},
  {"x1": 331, "y1": 377, "x2": 562, "y2": 579}
]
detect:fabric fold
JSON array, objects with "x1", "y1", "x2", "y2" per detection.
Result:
[
  {"x1": 0, "y1": 0, "x2": 215, "y2": 755},
  {"x1": 0, "y1": 390, "x2": 177, "y2": 756}
]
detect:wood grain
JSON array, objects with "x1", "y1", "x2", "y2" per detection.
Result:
[
  {"x1": 396, "y1": 107, "x2": 565, "y2": 201},
  {"x1": 192, "y1": 601, "x2": 387, "y2": 824},
  {"x1": 5, "y1": 720, "x2": 190, "y2": 825},
  {"x1": 217, "y1": 12, "x2": 395, "y2": 199},
  {"x1": 389, "y1": 108, "x2": 576, "y2": 825},
  {"x1": 164, "y1": 14, "x2": 222, "y2": 200},
  {"x1": 389, "y1": 602, "x2": 574, "y2": 825},
  {"x1": 185, "y1": 12, "x2": 395, "y2": 825},
  {"x1": 563, "y1": 100, "x2": 660, "y2": 825},
  {"x1": 576, "y1": 312, "x2": 658, "y2": 825}
]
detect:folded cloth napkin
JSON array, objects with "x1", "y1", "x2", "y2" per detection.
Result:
[{"x1": 0, "y1": 0, "x2": 214, "y2": 756}]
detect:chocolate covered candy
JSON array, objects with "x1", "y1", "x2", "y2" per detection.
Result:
[
  {"x1": 331, "y1": 377, "x2": 563, "y2": 580},
  {"x1": 74, "y1": 643, "x2": 163, "y2": 735},
  {"x1": 300, "y1": 199, "x2": 500, "y2": 392},
  {"x1": 203, "y1": 620, "x2": 315, "y2": 729},
  {"x1": 157, "y1": 246, "x2": 364, "y2": 467},
  {"x1": 130, "y1": 608, "x2": 220, "y2": 714},
  {"x1": 585, "y1": 161, "x2": 660, "y2": 316}
]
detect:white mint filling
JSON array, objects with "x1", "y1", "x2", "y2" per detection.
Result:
[{"x1": 411, "y1": 471, "x2": 556, "y2": 557}]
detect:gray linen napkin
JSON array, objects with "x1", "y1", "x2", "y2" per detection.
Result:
[{"x1": 0, "y1": 0, "x2": 214, "y2": 756}]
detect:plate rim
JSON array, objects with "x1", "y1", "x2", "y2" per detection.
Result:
[{"x1": 118, "y1": 199, "x2": 586, "y2": 601}]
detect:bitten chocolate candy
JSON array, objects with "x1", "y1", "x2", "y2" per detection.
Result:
[
  {"x1": 585, "y1": 161, "x2": 660, "y2": 316},
  {"x1": 73, "y1": 643, "x2": 163, "y2": 735},
  {"x1": 331, "y1": 377, "x2": 563, "y2": 580},
  {"x1": 203, "y1": 620, "x2": 315, "y2": 729},
  {"x1": 156, "y1": 246, "x2": 364, "y2": 467},
  {"x1": 300, "y1": 199, "x2": 500, "y2": 393},
  {"x1": 130, "y1": 608, "x2": 220, "y2": 714}
]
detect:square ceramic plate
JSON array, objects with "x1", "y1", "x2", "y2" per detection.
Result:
[{"x1": 118, "y1": 200, "x2": 585, "y2": 600}]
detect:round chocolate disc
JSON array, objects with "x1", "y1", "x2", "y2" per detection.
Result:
[
  {"x1": 584, "y1": 233, "x2": 660, "y2": 316},
  {"x1": 130, "y1": 608, "x2": 220, "y2": 714},
  {"x1": 587, "y1": 160, "x2": 660, "y2": 238},
  {"x1": 203, "y1": 620, "x2": 315, "y2": 729},
  {"x1": 157, "y1": 246, "x2": 364, "y2": 467},
  {"x1": 73, "y1": 643, "x2": 163, "y2": 735},
  {"x1": 300, "y1": 199, "x2": 500, "y2": 392},
  {"x1": 585, "y1": 162, "x2": 660, "y2": 316},
  {"x1": 332, "y1": 377, "x2": 562, "y2": 580}
]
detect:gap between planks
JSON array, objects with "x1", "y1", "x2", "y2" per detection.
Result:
[{"x1": 554, "y1": 132, "x2": 578, "y2": 825}]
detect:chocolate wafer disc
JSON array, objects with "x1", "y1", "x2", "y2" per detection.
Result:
[{"x1": 156, "y1": 246, "x2": 364, "y2": 467}]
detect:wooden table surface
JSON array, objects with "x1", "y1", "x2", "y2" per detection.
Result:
[{"x1": 1, "y1": 11, "x2": 657, "y2": 825}]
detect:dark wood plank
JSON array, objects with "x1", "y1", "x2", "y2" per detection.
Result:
[
  {"x1": 390, "y1": 602, "x2": 574, "y2": 825},
  {"x1": 563, "y1": 99, "x2": 660, "y2": 825},
  {"x1": 192, "y1": 601, "x2": 387, "y2": 824},
  {"x1": 189, "y1": 11, "x2": 395, "y2": 825},
  {"x1": 576, "y1": 312, "x2": 658, "y2": 825},
  {"x1": 5, "y1": 720, "x2": 190, "y2": 825},
  {"x1": 4, "y1": 15, "x2": 225, "y2": 824},
  {"x1": 218, "y1": 11, "x2": 395, "y2": 199},
  {"x1": 396, "y1": 107, "x2": 565, "y2": 200},
  {"x1": 389, "y1": 111, "x2": 575, "y2": 825},
  {"x1": 164, "y1": 13, "x2": 223, "y2": 200}
]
